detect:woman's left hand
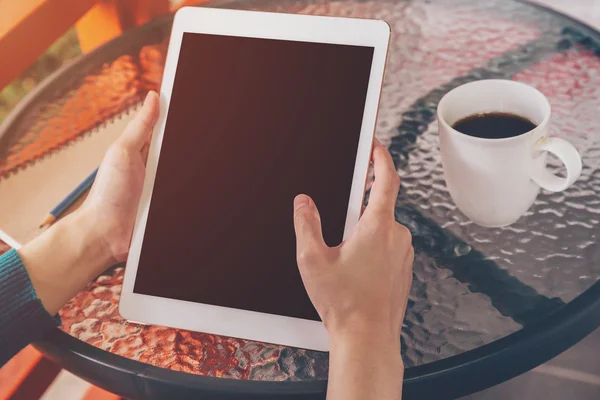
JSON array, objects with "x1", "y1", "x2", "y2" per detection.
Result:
[
  {"x1": 82, "y1": 91, "x2": 159, "y2": 264},
  {"x1": 18, "y1": 91, "x2": 159, "y2": 314}
]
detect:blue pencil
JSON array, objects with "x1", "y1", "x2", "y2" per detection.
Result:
[{"x1": 39, "y1": 168, "x2": 98, "y2": 228}]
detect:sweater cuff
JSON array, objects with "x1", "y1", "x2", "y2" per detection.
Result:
[{"x1": 0, "y1": 249, "x2": 61, "y2": 365}]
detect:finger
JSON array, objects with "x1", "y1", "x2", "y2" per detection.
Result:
[
  {"x1": 141, "y1": 141, "x2": 151, "y2": 165},
  {"x1": 117, "y1": 91, "x2": 159, "y2": 151},
  {"x1": 396, "y1": 222, "x2": 413, "y2": 244},
  {"x1": 404, "y1": 245, "x2": 415, "y2": 274},
  {"x1": 397, "y1": 246, "x2": 414, "y2": 323},
  {"x1": 293, "y1": 195, "x2": 328, "y2": 262},
  {"x1": 367, "y1": 140, "x2": 400, "y2": 214}
]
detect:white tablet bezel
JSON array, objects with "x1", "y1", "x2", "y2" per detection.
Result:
[{"x1": 120, "y1": 6, "x2": 390, "y2": 351}]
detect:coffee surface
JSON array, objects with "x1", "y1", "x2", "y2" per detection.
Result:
[{"x1": 453, "y1": 112, "x2": 537, "y2": 139}]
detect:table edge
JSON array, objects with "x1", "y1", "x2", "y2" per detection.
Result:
[{"x1": 34, "y1": 280, "x2": 600, "y2": 398}]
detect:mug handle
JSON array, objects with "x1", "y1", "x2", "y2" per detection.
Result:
[{"x1": 531, "y1": 137, "x2": 582, "y2": 192}]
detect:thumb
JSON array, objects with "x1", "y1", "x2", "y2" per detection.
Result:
[
  {"x1": 118, "y1": 91, "x2": 159, "y2": 151},
  {"x1": 293, "y1": 195, "x2": 327, "y2": 261}
]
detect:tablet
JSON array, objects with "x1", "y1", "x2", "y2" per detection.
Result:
[{"x1": 120, "y1": 6, "x2": 390, "y2": 351}]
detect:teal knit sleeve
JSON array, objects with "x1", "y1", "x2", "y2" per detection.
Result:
[{"x1": 0, "y1": 249, "x2": 60, "y2": 366}]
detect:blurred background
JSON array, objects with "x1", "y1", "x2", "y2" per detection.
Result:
[{"x1": 0, "y1": 0, "x2": 201, "y2": 123}]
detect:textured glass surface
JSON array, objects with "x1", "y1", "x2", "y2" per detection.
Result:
[{"x1": 1, "y1": 0, "x2": 599, "y2": 382}]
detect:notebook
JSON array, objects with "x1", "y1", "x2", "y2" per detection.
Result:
[{"x1": 0, "y1": 110, "x2": 137, "y2": 248}]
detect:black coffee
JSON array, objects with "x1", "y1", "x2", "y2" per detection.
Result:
[{"x1": 452, "y1": 112, "x2": 537, "y2": 139}]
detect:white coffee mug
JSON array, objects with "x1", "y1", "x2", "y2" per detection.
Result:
[{"x1": 437, "y1": 79, "x2": 582, "y2": 227}]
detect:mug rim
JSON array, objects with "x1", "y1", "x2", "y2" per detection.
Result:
[{"x1": 437, "y1": 79, "x2": 552, "y2": 143}]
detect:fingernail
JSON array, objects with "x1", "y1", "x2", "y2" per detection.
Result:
[
  {"x1": 143, "y1": 91, "x2": 154, "y2": 107},
  {"x1": 294, "y1": 194, "x2": 310, "y2": 211}
]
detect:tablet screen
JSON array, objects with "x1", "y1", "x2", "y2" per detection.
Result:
[{"x1": 133, "y1": 33, "x2": 374, "y2": 321}]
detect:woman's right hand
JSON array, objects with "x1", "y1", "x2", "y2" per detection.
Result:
[{"x1": 293, "y1": 139, "x2": 413, "y2": 400}]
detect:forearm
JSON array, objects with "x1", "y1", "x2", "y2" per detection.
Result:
[
  {"x1": 18, "y1": 209, "x2": 114, "y2": 315},
  {"x1": 328, "y1": 329, "x2": 404, "y2": 400}
]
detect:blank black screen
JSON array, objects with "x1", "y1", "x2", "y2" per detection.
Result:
[{"x1": 133, "y1": 33, "x2": 374, "y2": 321}]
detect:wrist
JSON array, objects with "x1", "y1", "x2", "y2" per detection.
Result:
[
  {"x1": 327, "y1": 321, "x2": 404, "y2": 399},
  {"x1": 18, "y1": 209, "x2": 115, "y2": 314},
  {"x1": 73, "y1": 206, "x2": 118, "y2": 266},
  {"x1": 327, "y1": 311, "x2": 401, "y2": 346},
  {"x1": 330, "y1": 325, "x2": 402, "y2": 355},
  {"x1": 68, "y1": 209, "x2": 116, "y2": 265},
  {"x1": 329, "y1": 319, "x2": 403, "y2": 367}
]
